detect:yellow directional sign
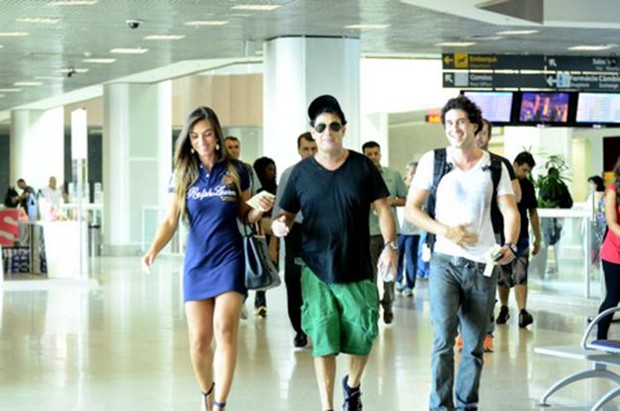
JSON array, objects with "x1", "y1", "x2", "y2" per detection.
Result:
[
  {"x1": 443, "y1": 54, "x2": 454, "y2": 66},
  {"x1": 454, "y1": 53, "x2": 469, "y2": 69},
  {"x1": 442, "y1": 53, "x2": 544, "y2": 70}
]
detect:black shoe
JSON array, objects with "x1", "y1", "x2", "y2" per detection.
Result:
[
  {"x1": 342, "y1": 375, "x2": 362, "y2": 411},
  {"x1": 254, "y1": 306, "x2": 267, "y2": 317},
  {"x1": 293, "y1": 333, "x2": 308, "y2": 348},
  {"x1": 518, "y1": 309, "x2": 533, "y2": 328},
  {"x1": 496, "y1": 306, "x2": 510, "y2": 324},
  {"x1": 383, "y1": 310, "x2": 394, "y2": 325}
]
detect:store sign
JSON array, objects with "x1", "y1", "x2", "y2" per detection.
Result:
[
  {"x1": 425, "y1": 114, "x2": 441, "y2": 124},
  {"x1": 0, "y1": 209, "x2": 19, "y2": 246}
]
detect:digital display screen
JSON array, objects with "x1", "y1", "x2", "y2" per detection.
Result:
[
  {"x1": 519, "y1": 92, "x2": 570, "y2": 123},
  {"x1": 576, "y1": 93, "x2": 620, "y2": 123},
  {"x1": 463, "y1": 91, "x2": 513, "y2": 123}
]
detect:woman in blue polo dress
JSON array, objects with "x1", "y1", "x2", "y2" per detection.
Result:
[{"x1": 142, "y1": 106, "x2": 273, "y2": 411}]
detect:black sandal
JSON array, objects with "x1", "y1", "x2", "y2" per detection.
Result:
[
  {"x1": 213, "y1": 400, "x2": 226, "y2": 410},
  {"x1": 201, "y1": 383, "x2": 215, "y2": 411}
]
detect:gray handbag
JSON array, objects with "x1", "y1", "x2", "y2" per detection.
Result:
[{"x1": 243, "y1": 222, "x2": 281, "y2": 291}]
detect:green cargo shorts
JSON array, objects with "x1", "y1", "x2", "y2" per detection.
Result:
[{"x1": 301, "y1": 266, "x2": 379, "y2": 357}]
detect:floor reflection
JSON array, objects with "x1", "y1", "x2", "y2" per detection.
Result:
[{"x1": 0, "y1": 256, "x2": 618, "y2": 410}]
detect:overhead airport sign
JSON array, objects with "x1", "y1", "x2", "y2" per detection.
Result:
[
  {"x1": 545, "y1": 56, "x2": 620, "y2": 73},
  {"x1": 443, "y1": 53, "x2": 620, "y2": 73},
  {"x1": 546, "y1": 73, "x2": 620, "y2": 91},
  {"x1": 442, "y1": 53, "x2": 620, "y2": 90},
  {"x1": 443, "y1": 72, "x2": 548, "y2": 88},
  {"x1": 442, "y1": 53, "x2": 544, "y2": 70},
  {"x1": 443, "y1": 71, "x2": 620, "y2": 91}
]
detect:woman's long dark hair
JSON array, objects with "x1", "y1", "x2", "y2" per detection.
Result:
[
  {"x1": 172, "y1": 106, "x2": 237, "y2": 220},
  {"x1": 588, "y1": 175, "x2": 605, "y2": 192},
  {"x1": 610, "y1": 157, "x2": 620, "y2": 211},
  {"x1": 253, "y1": 156, "x2": 277, "y2": 195}
]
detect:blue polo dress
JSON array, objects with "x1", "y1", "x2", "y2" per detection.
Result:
[{"x1": 174, "y1": 161, "x2": 250, "y2": 302}]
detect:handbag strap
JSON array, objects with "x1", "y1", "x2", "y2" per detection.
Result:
[
  {"x1": 243, "y1": 219, "x2": 262, "y2": 236},
  {"x1": 242, "y1": 208, "x2": 266, "y2": 236}
]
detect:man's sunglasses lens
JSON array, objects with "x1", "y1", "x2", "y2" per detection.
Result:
[{"x1": 315, "y1": 122, "x2": 342, "y2": 133}]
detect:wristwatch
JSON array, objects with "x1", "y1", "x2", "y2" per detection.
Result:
[
  {"x1": 504, "y1": 243, "x2": 518, "y2": 256},
  {"x1": 384, "y1": 240, "x2": 398, "y2": 251}
]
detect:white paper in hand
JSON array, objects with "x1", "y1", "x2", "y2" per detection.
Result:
[
  {"x1": 141, "y1": 260, "x2": 152, "y2": 275},
  {"x1": 246, "y1": 191, "x2": 275, "y2": 210},
  {"x1": 483, "y1": 244, "x2": 503, "y2": 277},
  {"x1": 377, "y1": 252, "x2": 395, "y2": 282}
]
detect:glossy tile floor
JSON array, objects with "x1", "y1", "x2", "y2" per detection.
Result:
[{"x1": 1, "y1": 257, "x2": 620, "y2": 411}]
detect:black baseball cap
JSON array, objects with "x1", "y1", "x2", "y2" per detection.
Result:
[{"x1": 307, "y1": 94, "x2": 347, "y2": 125}]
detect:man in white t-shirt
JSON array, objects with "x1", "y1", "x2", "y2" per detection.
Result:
[
  {"x1": 405, "y1": 96, "x2": 519, "y2": 410},
  {"x1": 41, "y1": 176, "x2": 66, "y2": 209}
]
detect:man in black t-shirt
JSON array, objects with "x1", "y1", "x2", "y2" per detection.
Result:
[
  {"x1": 272, "y1": 95, "x2": 397, "y2": 411},
  {"x1": 496, "y1": 152, "x2": 541, "y2": 328}
]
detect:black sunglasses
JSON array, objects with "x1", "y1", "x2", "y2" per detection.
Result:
[{"x1": 314, "y1": 121, "x2": 343, "y2": 133}]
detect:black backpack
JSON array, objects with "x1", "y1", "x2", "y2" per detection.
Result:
[{"x1": 424, "y1": 148, "x2": 503, "y2": 249}]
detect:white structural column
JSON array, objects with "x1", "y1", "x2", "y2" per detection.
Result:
[
  {"x1": 102, "y1": 82, "x2": 172, "y2": 255},
  {"x1": 263, "y1": 37, "x2": 361, "y2": 171},
  {"x1": 9, "y1": 107, "x2": 64, "y2": 189}
]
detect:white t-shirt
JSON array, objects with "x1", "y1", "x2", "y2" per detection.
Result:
[
  {"x1": 411, "y1": 148, "x2": 514, "y2": 263},
  {"x1": 41, "y1": 186, "x2": 63, "y2": 208}
]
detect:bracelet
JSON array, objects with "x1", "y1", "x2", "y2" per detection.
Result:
[
  {"x1": 384, "y1": 240, "x2": 398, "y2": 250},
  {"x1": 504, "y1": 243, "x2": 518, "y2": 256}
]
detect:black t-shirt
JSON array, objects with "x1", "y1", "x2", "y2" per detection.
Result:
[
  {"x1": 19, "y1": 186, "x2": 35, "y2": 210},
  {"x1": 279, "y1": 151, "x2": 389, "y2": 284},
  {"x1": 518, "y1": 177, "x2": 538, "y2": 240},
  {"x1": 490, "y1": 155, "x2": 517, "y2": 238}
]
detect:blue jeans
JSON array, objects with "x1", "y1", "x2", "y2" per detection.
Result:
[
  {"x1": 417, "y1": 231, "x2": 430, "y2": 279},
  {"x1": 396, "y1": 234, "x2": 420, "y2": 289},
  {"x1": 429, "y1": 253, "x2": 497, "y2": 410}
]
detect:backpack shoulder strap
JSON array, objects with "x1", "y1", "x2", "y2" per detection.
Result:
[
  {"x1": 426, "y1": 148, "x2": 450, "y2": 219},
  {"x1": 488, "y1": 152, "x2": 503, "y2": 194},
  {"x1": 425, "y1": 148, "x2": 451, "y2": 249},
  {"x1": 432, "y1": 148, "x2": 448, "y2": 190}
]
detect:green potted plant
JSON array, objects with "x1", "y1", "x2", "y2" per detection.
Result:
[{"x1": 534, "y1": 154, "x2": 572, "y2": 208}]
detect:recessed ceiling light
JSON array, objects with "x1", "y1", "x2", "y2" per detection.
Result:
[
  {"x1": 48, "y1": 0, "x2": 97, "y2": 5},
  {"x1": 110, "y1": 48, "x2": 149, "y2": 54},
  {"x1": 82, "y1": 58, "x2": 117, "y2": 63},
  {"x1": 568, "y1": 44, "x2": 616, "y2": 51},
  {"x1": 344, "y1": 24, "x2": 390, "y2": 30},
  {"x1": 231, "y1": 4, "x2": 281, "y2": 11},
  {"x1": 184, "y1": 20, "x2": 229, "y2": 26},
  {"x1": 435, "y1": 41, "x2": 477, "y2": 47},
  {"x1": 469, "y1": 35, "x2": 504, "y2": 41},
  {"x1": 496, "y1": 30, "x2": 538, "y2": 35},
  {"x1": 35, "y1": 76, "x2": 65, "y2": 80},
  {"x1": 0, "y1": 32, "x2": 29, "y2": 37},
  {"x1": 14, "y1": 82, "x2": 42, "y2": 87},
  {"x1": 0, "y1": 88, "x2": 22, "y2": 92},
  {"x1": 144, "y1": 35, "x2": 186, "y2": 41},
  {"x1": 16, "y1": 17, "x2": 60, "y2": 24}
]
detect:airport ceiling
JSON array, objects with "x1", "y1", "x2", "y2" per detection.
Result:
[{"x1": 1, "y1": 0, "x2": 620, "y2": 116}]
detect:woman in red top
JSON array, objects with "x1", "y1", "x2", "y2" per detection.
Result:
[{"x1": 596, "y1": 156, "x2": 620, "y2": 340}]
